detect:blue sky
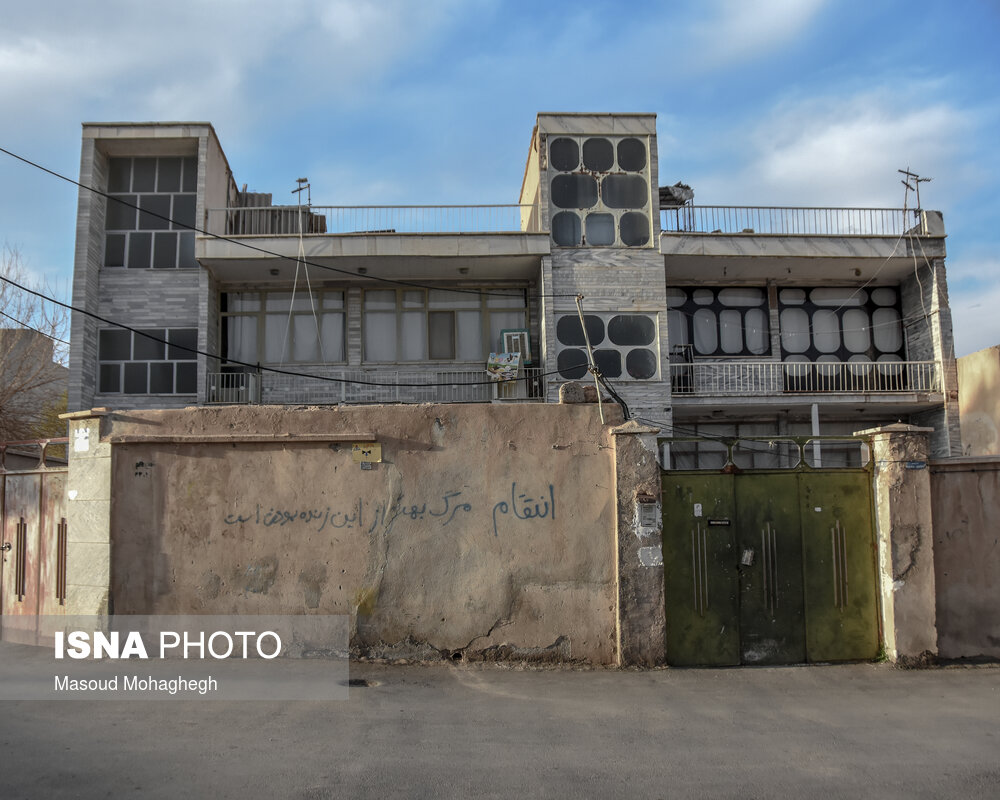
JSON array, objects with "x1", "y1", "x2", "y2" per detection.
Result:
[{"x1": 2, "y1": 0, "x2": 999, "y2": 355}]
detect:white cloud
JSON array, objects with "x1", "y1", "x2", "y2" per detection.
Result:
[
  {"x1": 692, "y1": 90, "x2": 976, "y2": 208},
  {"x1": 687, "y1": 0, "x2": 829, "y2": 68},
  {"x1": 948, "y1": 279, "x2": 1000, "y2": 356},
  {"x1": 0, "y1": 0, "x2": 467, "y2": 132}
]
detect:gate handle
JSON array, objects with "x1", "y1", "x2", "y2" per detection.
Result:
[{"x1": 0, "y1": 542, "x2": 10, "y2": 551}]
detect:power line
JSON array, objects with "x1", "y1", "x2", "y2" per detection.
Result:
[
  {"x1": 0, "y1": 308, "x2": 70, "y2": 346},
  {"x1": 0, "y1": 145, "x2": 579, "y2": 301},
  {"x1": 0, "y1": 272, "x2": 584, "y2": 390}
]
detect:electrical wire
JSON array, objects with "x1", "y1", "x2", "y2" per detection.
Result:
[
  {"x1": 0, "y1": 145, "x2": 580, "y2": 301},
  {"x1": 0, "y1": 271, "x2": 585, "y2": 390},
  {"x1": 0, "y1": 308, "x2": 70, "y2": 346}
]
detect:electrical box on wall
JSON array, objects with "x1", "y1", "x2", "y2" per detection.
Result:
[{"x1": 635, "y1": 492, "x2": 660, "y2": 537}]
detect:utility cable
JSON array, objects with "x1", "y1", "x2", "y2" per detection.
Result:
[
  {"x1": 0, "y1": 308, "x2": 70, "y2": 346},
  {"x1": 0, "y1": 145, "x2": 580, "y2": 301},
  {"x1": 0, "y1": 271, "x2": 586, "y2": 390}
]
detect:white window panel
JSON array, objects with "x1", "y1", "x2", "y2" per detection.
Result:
[
  {"x1": 321, "y1": 314, "x2": 345, "y2": 361},
  {"x1": 365, "y1": 312, "x2": 397, "y2": 361},
  {"x1": 400, "y1": 311, "x2": 426, "y2": 360},
  {"x1": 457, "y1": 311, "x2": 483, "y2": 360}
]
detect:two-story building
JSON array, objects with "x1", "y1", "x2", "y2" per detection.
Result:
[{"x1": 68, "y1": 113, "x2": 959, "y2": 457}]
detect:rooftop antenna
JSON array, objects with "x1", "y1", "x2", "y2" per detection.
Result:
[
  {"x1": 898, "y1": 168, "x2": 931, "y2": 211},
  {"x1": 292, "y1": 177, "x2": 311, "y2": 206}
]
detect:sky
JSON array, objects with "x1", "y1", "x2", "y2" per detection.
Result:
[{"x1": 1, "y1": 0, "x2": 999, "y2": 356}]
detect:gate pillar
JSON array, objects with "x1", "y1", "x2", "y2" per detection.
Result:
[
  {"x1": 60, "y1": 409, "x2": 112, "y2": 618},
  {"x1": 857, "y1": 423, "x2": 938, "y2": 664},
  {"x1": 611, "y1": 421, "x2": 665, "y2": 666}
]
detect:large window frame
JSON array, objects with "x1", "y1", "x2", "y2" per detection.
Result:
[
  {"x1": 777, "y1": 286, "x2": 905, "y2": 364},
  {"x1": 103, "y1": 156, "x2": 198, "y2": 270},
  {"x1": 667, "y1": 287, "x2": 771, "y2": 358},
  {"x1": 547, "y1": 135, "x2": 652, "y2": 248},
  {"x1": 362, "y1": 288, "x2": 528, "y2": 364},
  {"x1": 220, "y1": 289, "x2": 347, "y2": 366},
  {"x1": 97, "y1": 327, "x2": 198, "y2": 395}
]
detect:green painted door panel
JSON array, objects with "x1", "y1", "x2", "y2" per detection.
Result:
[
  {"x1": 662, "y1": 474, "x2": 740, "y2": 666},
  {"x1": 734, "y1": 473, "x2": 806, "y2": 665},
  {"x1": 799, "y1": 472, "x2": 880, "y2": 662}
]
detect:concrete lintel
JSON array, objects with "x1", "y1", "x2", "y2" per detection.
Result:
[
  {"x1": 106, "y1": 432, "x2": 377, "y2": 445},
  {"x1": 611, "y1": 420, "x2": 661, "y2": 437},
  {"x1": 60, "y1": 408, "x2": 110, "y2": 421},
  {"x1": 855, "y1": 423, "x2": 935, "y2": 437}
]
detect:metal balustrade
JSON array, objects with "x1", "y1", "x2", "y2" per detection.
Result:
[
  {"x1": 206, "y1": 372, "x2": 261, "y2": 404},
  {"x1": 206, "y1": 205, "x2": 541, "y2": 237},
  {"x1": 205, "y1": 368, "x2": 545, "y2": 405},
  {"x1": 661, "y1": 206, "x2": 924, "y2": 237},
  {"x1": 669, "y1": 360, "x2": 940, "y2": 396}
]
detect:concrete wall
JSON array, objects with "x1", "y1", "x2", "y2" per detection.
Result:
[
  {"x1": 958, "y1": 345, "x2": 1000, "y2": 456},
  {"x1": 930, "y1": 457, "x2": 1000, "y2": 660},
  {"x1": 902, "y1": 257, "x2": 962, "y2": 457},
  {"x1": 859, "y1": 424, "x2": 938, "y2": 664},
  {"x1": 102, "y1": 404, "x2": 620, "y2": 663}
]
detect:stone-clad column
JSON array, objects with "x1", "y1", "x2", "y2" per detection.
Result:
[
  {"x1": 60, "y1": 409, "x2": 112, "y2": 618},
  {"x1": 612, "y1": 421, "x2": 665, "y2": 666},
  {"x1": 856, "y1": 423, "x2": 938, "y2": 664}
]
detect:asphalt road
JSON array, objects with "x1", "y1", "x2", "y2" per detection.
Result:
[{"x1": 2, "y1": 661, "x2": 998, "y2": 799}]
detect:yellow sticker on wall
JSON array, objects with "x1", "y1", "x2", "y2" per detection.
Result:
[{"x1": 352, "y1": 443, "x2": 382, "y2": 463}]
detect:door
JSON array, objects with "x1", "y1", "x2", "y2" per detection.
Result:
[
  {"x1": 734, "y1": 473, "x2": 807, "y2": 665},
  {"x1": 662, "y1": 467, "x2": 879, "y2": 666},
  {"x1": 799, "y1": 471, "x2": 879, "y2": 662},
  {"x1": 662, "y1": 473, "x2": 740, "y2": 666},
  {"x1": 1, "y1": 472, "x2": 67, "y2": 643}
]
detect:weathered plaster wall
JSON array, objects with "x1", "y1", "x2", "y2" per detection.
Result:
[
  {"x1": 958, "y1": 345, "x2": 1000, "y2": 456},
  {"x1": 930, "y1": 457, "x2": 1000, "y2": 660},
  {"x1": 860, "y1": 424, "x2": 938, "y2": 663},
  {"x1": 612, "y1": 422, "x2": 665, "y2": 666},
  {"x1": 104, "y1": 404, "x2": 619, "y2": 663}
]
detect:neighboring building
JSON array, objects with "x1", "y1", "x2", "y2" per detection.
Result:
[
  {"x1": 957, "y1": 344, "x2": 1000, "y2": 455},
  {"x1": 0, "y1": 328, "x2": 68, "y2": 440},
  {"x1": 68, "y1": 114, "x2": 960, "y2": 456}
]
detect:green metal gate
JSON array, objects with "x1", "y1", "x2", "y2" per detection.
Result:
[{"x1": 661, "y1": 438, "x2": 880, "y2": 666}]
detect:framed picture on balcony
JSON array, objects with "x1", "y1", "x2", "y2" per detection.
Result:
[{"x1": 501, "y1": 329, "x2": 532, "y2": 364}]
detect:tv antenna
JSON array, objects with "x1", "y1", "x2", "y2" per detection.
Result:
[
  {"x1": 292, "y1": 177, "x2": 311, "y2": 206},
  {"x1": 898, "y1": 168, "x2": 931, "y2": 211}
]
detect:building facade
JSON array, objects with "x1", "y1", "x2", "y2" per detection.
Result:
[{"x1": 68, "y1": 114, "x2": 960, "y2": 457}]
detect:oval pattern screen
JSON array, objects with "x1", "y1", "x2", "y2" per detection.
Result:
[
  {"x1": 556, "y1": 313, "x2": 658, "y2": 379},
  {"x1": 548, "y1": 135, "x2": 650, "y2": 247}
]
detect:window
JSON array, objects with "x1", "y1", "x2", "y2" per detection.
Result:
[
  {"x1": 221, "y1": 290, "x2": 345, "y2": 365},
  {"x1": 548, "y1": 135, "x2": 651, "y2": 247},
  {"x1": 362, "y1": 288, "x2": 526, "y2": 363},
  {"x1": 98, "y1": 328, "x2": 197, "y2": 394},
  {"x1": 555, "y1": 312, "x2": 658, "y2": 380},
  {"x1": 104, "y1": 156, "x2": 197, "y2": 269},
  {"x1": 668, "y1": 287, "x2": 770, "y2": 357},
  {"x1": 777, "y1": 287, "x2": 904, "y2": 362}
]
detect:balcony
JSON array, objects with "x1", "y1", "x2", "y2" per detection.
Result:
[
  {"x1": 659, "y1": 207, "x2": 946, "y2": 283},
  {"x1": 206, "y1": 367, "x2": 546, "y2": 406},
  {"x1": 659, "y1": 206, "x2": 932, "y2": 237},
  {"x1": 198, "y1": 205, "x2": 550, "y2": 283},
  {"x1": 669, "y1": 360, "x2": 940, "y2": 397},
  {"x1": 206, "y1": 204, "x2": 542, "y2": 237}
]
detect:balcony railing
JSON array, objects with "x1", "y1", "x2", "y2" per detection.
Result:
[
  {"x1": 206, "y1": 205, "x2": 542, "y2": 237},
  {"x1": 205, "y1": 368, "x2": 545, "y2": 405},
  {"x1": 661, "y1": 206, "x2": 924, "y2": 237},
  {"x1": 669, "y1": 360, "x2": 940, "y2": 396}
]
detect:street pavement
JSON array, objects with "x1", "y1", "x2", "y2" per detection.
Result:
[{"x1": 2, "y1": 661, "x2": 998, "y2": 799}]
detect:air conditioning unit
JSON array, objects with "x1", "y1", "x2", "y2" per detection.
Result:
[{"x1": 500, "y1": 329, "x2": 531, "y2": 364}]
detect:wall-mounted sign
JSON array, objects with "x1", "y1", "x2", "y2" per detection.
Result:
[
  {"x1": 486, "y1": 352, "x2": 521, "y2": 382},
  {"x1": 352, "y1": 443, "x2": 381, "y2": 463},
  {"x1": 905, "y1": 461, "x2": 927, "y2": 470}
]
